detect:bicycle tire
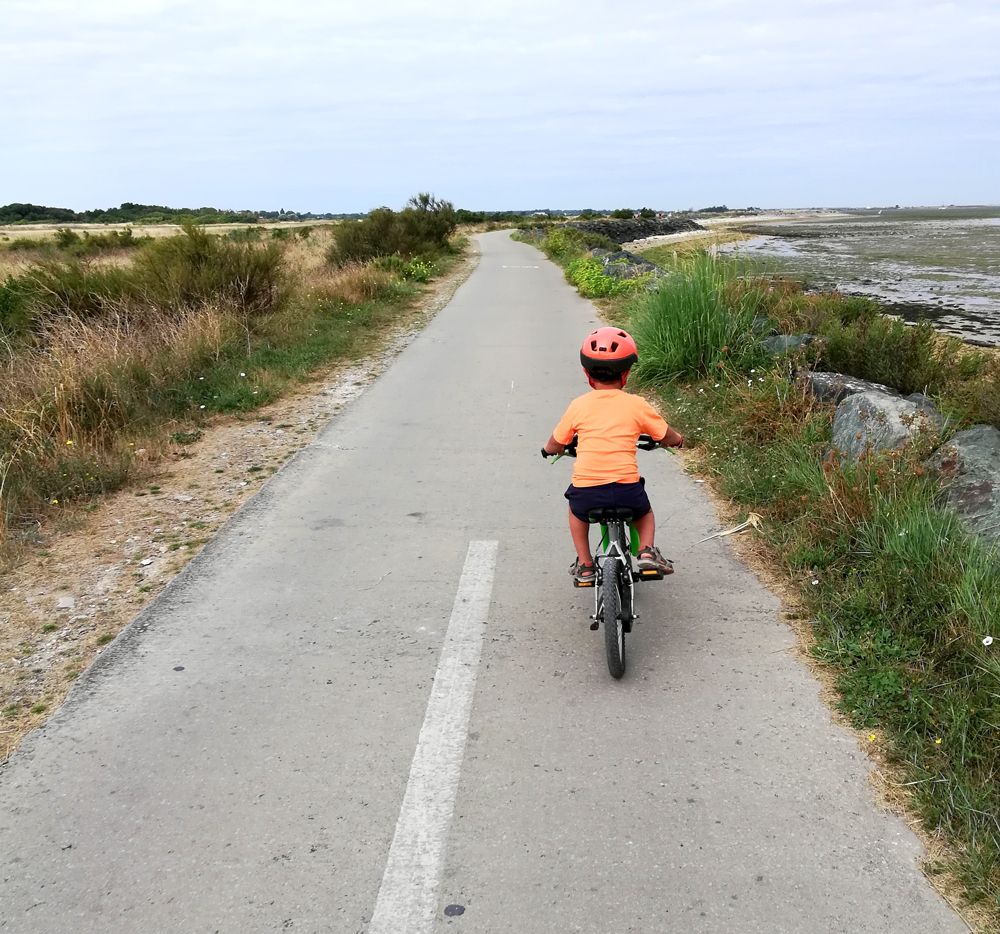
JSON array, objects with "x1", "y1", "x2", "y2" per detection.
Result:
[{"x1": 602, "y1": 559, "x2": 626, "y2": 679}]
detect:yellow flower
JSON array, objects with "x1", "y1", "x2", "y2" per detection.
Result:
[
  {"x1": 868, "y1": 734, "x2": 876, "y2": 742},
  {"x1": 51, "y1": 498, "x2": 59, "y2": 505},
  {"x1": 935, "y1": 738, "x2": 942, "y2": 745},
  {"x1": 66, "y1": 439, "x2": 74, "y2": 446}
]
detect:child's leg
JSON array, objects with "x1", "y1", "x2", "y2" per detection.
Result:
[
  {"x1": 634, "y1": 509, "x2": 655, "y2": 550},
  {"x1": 568, "y1": 508, "x2": 593, "y2": 564}
]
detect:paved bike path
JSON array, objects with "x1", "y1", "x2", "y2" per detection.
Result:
[{"x1": 0, "y1": 233, "x2": 965, "y2": 932}]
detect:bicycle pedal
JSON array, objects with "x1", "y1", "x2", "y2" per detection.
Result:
[
  {"x1": 638, "y1": 569, "x2": 664, "y2": 581},
  {"x1": 573, "y1": 578, "x2": 596, "y2": 588}
]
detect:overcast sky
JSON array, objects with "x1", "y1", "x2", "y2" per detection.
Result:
[{"x1": 4, "y1": 0, "x2": 999, "y2": 212}]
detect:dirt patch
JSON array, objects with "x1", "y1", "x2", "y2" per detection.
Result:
[{"x1": 0, "y1": 245, "x2": 479, "y2": 761}]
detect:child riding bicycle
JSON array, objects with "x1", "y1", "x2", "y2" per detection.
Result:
[{"x1": 541, "y1": 327, "x2": 684, "y2": 584}]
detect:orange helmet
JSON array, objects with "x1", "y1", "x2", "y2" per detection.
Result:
[{"x1": 579, "y1": 326, "x2": 638, "y2": 378}]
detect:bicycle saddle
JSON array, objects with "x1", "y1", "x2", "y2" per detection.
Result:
[{"x1": 587, "y1": 507, "x2": 635, "y2": 523}]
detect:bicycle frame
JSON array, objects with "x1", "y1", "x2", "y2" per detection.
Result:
[{"x1": 593, "y1": 519, "x2": 636, "y2": 627}]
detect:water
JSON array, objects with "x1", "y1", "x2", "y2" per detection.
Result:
[{"x1": 719, "y1": 207, "x2": 1000, "y2": 345}]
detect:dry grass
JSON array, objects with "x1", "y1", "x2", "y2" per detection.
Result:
[
  {"x1": 310, "y1": 262, "x2": 400, "y2": 305},
  {"x1": 1, "y1": 305, "x2": 237, "y2": 547}
]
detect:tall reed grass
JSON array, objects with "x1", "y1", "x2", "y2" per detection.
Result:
[{"x1": 628, "y1": 256, "x2": 768, "y2": 383}]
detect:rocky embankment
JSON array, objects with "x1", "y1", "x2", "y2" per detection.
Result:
[
  {"x1": 770, "y1": 362, "x2": 1000, "y2": 544},
  {"x1": 568, "y1": 217, "x2": 703, "y2": 244}
]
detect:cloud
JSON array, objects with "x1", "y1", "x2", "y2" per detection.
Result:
[{"x1": 3, "y1": 0, "x2": 999, "y2": 209}]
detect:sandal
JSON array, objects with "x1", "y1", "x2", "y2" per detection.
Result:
[
  {"x1": 637, "y1": 546, "x2": 674, "y2": 575},
  {"x1": 568, "y1": 558, "x2": 596, "y2": 583}
]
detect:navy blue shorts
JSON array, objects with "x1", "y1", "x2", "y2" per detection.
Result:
[{"x1": 564, "y1": 478, "x2": 651, "y2": 523}]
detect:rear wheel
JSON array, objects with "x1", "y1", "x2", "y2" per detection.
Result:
[{"x1": 602, "y1": 560, "x2": 625, "y2": 679}]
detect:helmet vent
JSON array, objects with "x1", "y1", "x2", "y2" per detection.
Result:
[
  {"x1": 618, "y1": 330, "x2": 627, "y2": 338},
  {"x1": 590, "y1": 340, "x2": 598, "y2": 351},
  {"x1": 610, "y1": 341, "x2": 619, "y2": 352}
]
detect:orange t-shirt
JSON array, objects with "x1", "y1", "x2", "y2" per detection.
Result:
[{"x1": 552, "y1": 389, "x2": 669, "y2": 487}]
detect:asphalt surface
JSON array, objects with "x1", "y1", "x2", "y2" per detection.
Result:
[{"x1": 0, "y1": 232, "x2": 966, "y2": 933}]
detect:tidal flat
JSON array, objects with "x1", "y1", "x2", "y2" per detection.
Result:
[{"x1": 721, "y1": 206, "x2": 1000, "y2": 345}]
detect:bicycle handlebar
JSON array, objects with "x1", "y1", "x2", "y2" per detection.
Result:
[{"x1": 544, "y1": 433, "x2": 677, "y2": 462}]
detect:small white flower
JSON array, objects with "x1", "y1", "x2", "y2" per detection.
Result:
[
  {"x1": 240, "y1": 372, "x2": 246, "y2": 377},
  {"x1": 984, "y1": 636, "x2": 994, "y2": 647},
  {"x1": 750, "y1": 369, "x2": 756, "y2": 374},
  {"x1": 198, "y1": 376, "x2": 205, "y2": 380},
  {"x1": 714, "y1": 383, "x2": 720, "y2": 388},
  {"x1": 199, "y1": 404, "x2": 206, "y2": 409},
  {"x1": 811, "y1": 579, "x2": 819, "y2": 585}
]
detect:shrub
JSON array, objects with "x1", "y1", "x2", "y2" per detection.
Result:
[
  {"x1": 133, "y1": 225, "x2": 286, "y2": 316},
  {"x1": 0, "y1": 276, "x2": 34, "y2": 335},
  {"x1": 327, "y1": 193, "x2": 457, "y2": 264},
  {"x1": 22, "y1": 262, "x2": 139, "y2": 320},
  {"x1": 565, "y1": 258, "x2": 648, "y2": 299}
]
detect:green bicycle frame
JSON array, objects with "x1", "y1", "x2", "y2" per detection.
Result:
[{"x1": 600, "y1": 523, "x2": 640, "y2": 556}]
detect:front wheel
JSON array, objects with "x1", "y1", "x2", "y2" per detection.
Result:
[{"x1": 602, "y1": 560, "x2": 625, "y2": 679}]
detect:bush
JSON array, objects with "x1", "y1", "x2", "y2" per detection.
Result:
[
  {"x1": 133, "y1": 225, "x2": 286, "y2": 316},
  {"x1": 0, "y1": 276, "x2": 34, "y2": 335},
  {"x1": 327, "y1": 193, "x2": 456, "y2": 264},
  {"x1": 565, "y1": 258, "x2": 648, "y2": 299}
]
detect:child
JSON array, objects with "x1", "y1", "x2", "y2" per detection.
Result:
[{"x1": 541, "y1": 327, "x2": 684, "y2": 583}]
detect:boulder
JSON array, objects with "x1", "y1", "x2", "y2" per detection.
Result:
[
  {"x1": 762, "y1": 334, "x2": 814, "y2": 355},
  {"x1": 798, "y1": 371, "x2": 899, "y2": 405},
  {"x1": 927, "y1": 425, "x2": 1000, "y2": 542},
  {"x1": 832, "y1": 390, "x2": 945, "y2": 460},
  {"x1": 600, "y1": 249, "x2": 660, "y2": 279}
]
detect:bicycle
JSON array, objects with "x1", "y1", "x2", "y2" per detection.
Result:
[{"x1": 546, "y1": 434, "x2": 668, "y2": 679}]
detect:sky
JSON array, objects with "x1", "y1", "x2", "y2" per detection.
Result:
[{"x1": 4, "y1": 0, "x2": 1000, "y2": 213}]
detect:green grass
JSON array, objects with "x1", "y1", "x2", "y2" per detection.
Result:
[{"x1": 628, "y1": 256, "x2": 769, "y2": 383}]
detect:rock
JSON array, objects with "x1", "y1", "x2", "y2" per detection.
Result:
[
  {"x1": 927, "y1": 425, "x2": 1000, "y2": 542},
  {"x1": 752, "y1": 316, "x2": 779, "y2": 337},
  {"x1": 798, "y1": 371, "x2": 899, "y2": 405},
  {"x1": 56, "y1": 596, "x2": 76, "y2": 611},
  {"x1": 568, "y1": 217, "x2": 703, "y2": 245},
  {"x1": 832, "y1": 390, "x2": 945, "y2": 460},
  {"x1": 762, "y1": 334, "x2": 814, "y2": 355}
]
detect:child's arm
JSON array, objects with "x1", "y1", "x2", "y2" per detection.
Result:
[
  {"x1": 657, "y1": 426, "x2": 685, "y2": 448},
  {"x1": 541, "y1": 434, "x2": 567, "y2": 457}
]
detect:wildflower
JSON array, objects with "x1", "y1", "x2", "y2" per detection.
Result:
[
  {"x1": 199, "y1": 405, "x2": 206, "y2": 409},
  {"x1": 811, "y1": 579, "x2": 819, "y2": 585},
  {"x1": 66, "y1": 439, "x2": 74, "y2": 446},
  {"x1": 868, "y1": 734, "x2": 876, "y2": 742},
  {"x1": 51, "y1": 498, "x2": 59, "y2": 505},
  {"x1": 984, "y1": 636, "x2": 994, "y2": 647},
  {"x1": 935, "y1": 738, "x2": 942, "y2": 745}
]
